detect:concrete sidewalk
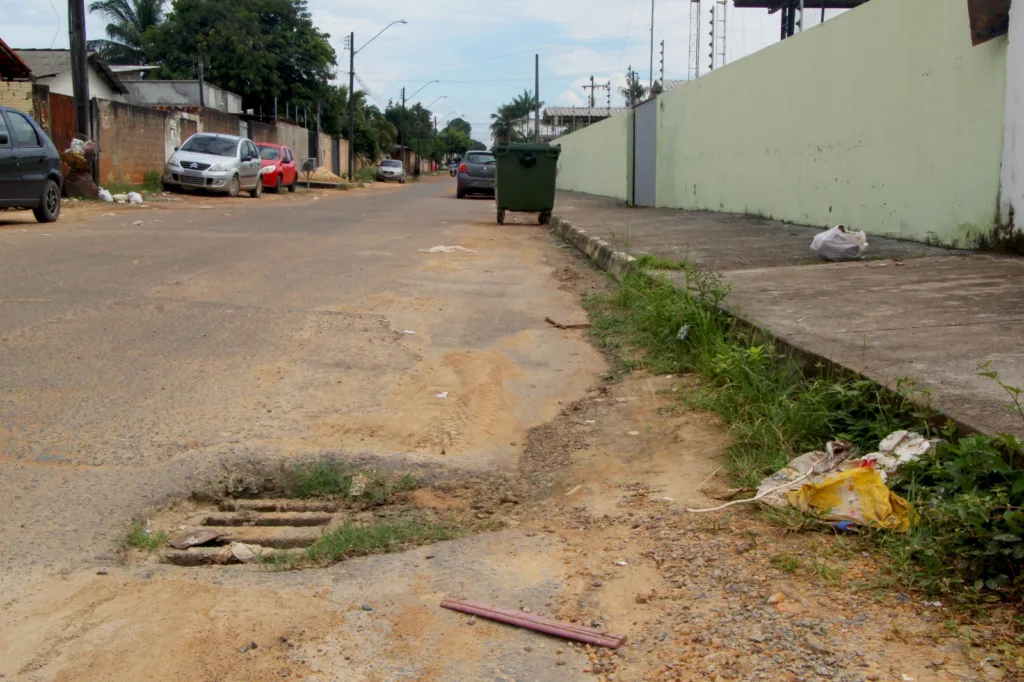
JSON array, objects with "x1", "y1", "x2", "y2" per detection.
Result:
[{"x1": 554, "y1": 191, "x2": 1024, "y2": 437}]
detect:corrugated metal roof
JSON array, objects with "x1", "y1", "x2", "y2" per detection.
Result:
[
  {"x1": 543, "y1": 107, "x2": 628, "y2": 118},
  {"x1": 0, "y1": 36, "x2": 33, "y2": 80}
]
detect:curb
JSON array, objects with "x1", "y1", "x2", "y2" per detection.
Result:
[
  {"x1": 549, "y1": 215, "x2": 636, "y2": 281},
  {"x1": 549, "y1": 213, "x2": 982, "y2": 438}
]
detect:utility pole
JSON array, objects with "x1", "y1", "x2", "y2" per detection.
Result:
[
  {"x1": 606, "y1": 80, "x2": 611, "y2": 113},
  {"x1": 400, "y1": 87, "x2": 406, "y2": 171},
  {"x1": 273, "y1": 97, "x2": 278, "y2": 122},
  {"x1": 198, "y1": 55, "x2": 205, "y2": 107},
  {"x1": 68, "y1": 0, "x2": 90, "y2": 137},
  {"x1": 798, "y1": 0, "x2": 805, "y2": 32},
  {"x1": 649, "y1": 0, "x2": 655, "y2": 89},
  {"x1": 660, "y1": 40, "x2": 665, "y2": 86},
  {"x1": 584, "y1": 75, "x2": 595, "y2": 127},
  {"x1": 708, "y1": 4, "x2": 716, "y2": 72},
  {"x1": 536, "y1": 53, "x2": 544, "y2": 142},
  {"x1": 347, "y1": 31, "x2": 355, "y2": 180}
]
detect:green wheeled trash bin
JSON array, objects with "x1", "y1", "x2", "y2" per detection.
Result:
[{"x1": 494, "y1": 142, "x2": 561, "y2": 225}]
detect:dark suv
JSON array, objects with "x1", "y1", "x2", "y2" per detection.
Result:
[{"x1": 0, "y1": 105, "x2": 63, "y2": 222}]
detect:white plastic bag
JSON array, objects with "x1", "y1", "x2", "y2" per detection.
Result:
[
  {"x1": 97, "y1": 188, "x2": 113, "y2": 203},
  {"x1": 810, "y1": 225, "x2": 868, "y2": 261},
  {"x1": 127, "y1": 191, "x2": 143, "y2": 205}
]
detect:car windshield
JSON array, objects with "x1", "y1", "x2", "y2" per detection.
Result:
[
  {"x1": 467, "y1": 153, "x2": 495, "y2": 165},
  {"x1": 257, "y1": 146, "x2": 280, "y2": 160},
  {"x1": 381, "y1": 160, "x2": 402, "y2": 168},
  {"x1": 180, "y1": 135, "x2": 237, "y2": 157}
]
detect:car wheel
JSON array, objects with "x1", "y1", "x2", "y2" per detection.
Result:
[
  {"x1": 497, "y1": 209, "x2": 506, "y2": 225},
  {"x1": 250, "y1": 178, "x2": 262, "y2": 198},
  {"x1": 288, "y1": 177, "x2": 297, "y2": 193},
  {"x1": 271, "y1": 175, "x2": 282, "y2": 193},
  {"x1": 33, "y1": 179, "x2": 61, "y2": 223},
  {"x1": 161, "y1": 180, "x2": 179, "y2": 193},
  {"x1": 399, "y1": 177, "x2": 406, "y2": 184},
  {"x1": 228, "y1": 175, "x2": 240, "y2": 197},
  {"x1": 456, "y1": 186, "x2": 466, "y2": 199}
]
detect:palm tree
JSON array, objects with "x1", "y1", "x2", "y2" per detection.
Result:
[
  {"x1": 490, "y1": 103, "x2": 519, "y2": 144},
  {"x1": 87, "y1": 0, "x2": 165, "y2": 64}
]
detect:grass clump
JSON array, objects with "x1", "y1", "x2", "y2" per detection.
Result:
[
  {"x1": 288, "y1": 460, "x2": 419, "y2": 503},
  {"x1": 586, "y1": 266, "x2": 926, "y2": 487},
  {"x1": 262, "y1": 516, "x2": 460, "y2": 570},
  {"x1": 353, "y1": 166, "x2": 378, "y2": 183},
  {"x1": 125, "y1": 519, "x2": 167, "y2": 551},
  {"x1": 587, "y1": 259, "x2": 1024, "y2": 603}
]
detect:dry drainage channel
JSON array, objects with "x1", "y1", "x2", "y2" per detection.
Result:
[{"x1": 161, "y1": 499, "x2": 342, "y2": 566}]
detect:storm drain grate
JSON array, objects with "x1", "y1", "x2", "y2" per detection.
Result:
[{"x1": 160, "y1": 499, "x2": 338, "y2": 566}]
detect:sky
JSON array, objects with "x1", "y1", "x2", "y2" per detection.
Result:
[{"x1": 1, "y1": 0, "x2": 844, "y2": 142}]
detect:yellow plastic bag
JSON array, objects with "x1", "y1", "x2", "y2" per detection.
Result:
[{"x1": 785, "y1": 468, "x2": 913, "y2": 532}]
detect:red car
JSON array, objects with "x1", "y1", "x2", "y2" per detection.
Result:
[{"x1": 256, "y1": 143, "x2": 298, "y2": 193}]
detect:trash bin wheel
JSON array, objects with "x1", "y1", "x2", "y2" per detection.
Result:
[
  {"x1": 539, "y1": 210, "x2": 551, "y2": 225},
  {"x1": 497, "y1": 209, "x2": 506, "y2": 225}
]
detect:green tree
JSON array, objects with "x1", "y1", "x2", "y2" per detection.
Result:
[
  {"x1": 489, "y1": 103, "x2": 519, "y2": 143},
  {"x1": 446, "y1": 117, "x2": 472, "y2": 137},
  {"x1": 87, "y1": 0, "x2": 166, "y2": 64},
  {"x1": 619, "y1": 69, "x2": 648, "y2": 107},
  {"x1": 149, "y1": 0, "x2": 335, "y2": 114}
]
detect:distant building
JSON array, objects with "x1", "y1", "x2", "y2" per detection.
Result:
[
  {"x1": 122, "y1": 80, "x2": 242, "y2": 114},
  {"x1": 14, "y1": 49, "x2": 128, "y2": 101},
  {"x1": 109, "y1": 64, "x2": 161, "y2": 81},
  {"x1": 542, "y1": 107, "x2": 629, "y2": 136}
]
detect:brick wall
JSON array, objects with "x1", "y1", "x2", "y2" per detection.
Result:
[
  {"x1": 96, "y1": 99, "x2": 169, "y2": 184},
  {"x1": 275, "y1": 121, "x2": 309, "y2": 162},
  {"x1": 248, "y1": 121, "x2": 276, "y2": 143},
  {"x1": 0, "y1": 82, "x2": 34, "y2": 115},
  {"x1": 200, "y1": 108, "x2": 241, "y2": 135}
]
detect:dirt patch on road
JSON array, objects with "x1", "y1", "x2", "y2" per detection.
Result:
[{"x1": 3, "y1": 574, "x2": 341, "y2": 681}]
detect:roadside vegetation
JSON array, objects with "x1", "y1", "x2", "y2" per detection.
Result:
[
  {"x1": 124, "y1": 519, "x2": 167, "y2": 551},
  {"x1": 260, "y1": 516, "x2": 461, "y2": 571},
  {"x1": 586, "y1": 261, "x2": 1024, "y2": 604},
  {"x1": 287, "y1": 460, "x2": 418, "y2": 504}
]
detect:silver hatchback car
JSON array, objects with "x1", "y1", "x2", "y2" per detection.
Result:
[{"x1": 163, "y1": 133, "x2": 263, "y2": 197}]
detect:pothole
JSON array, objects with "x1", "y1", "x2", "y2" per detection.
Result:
[{"x1": 125, "y1": 460, "x2": 525, "y2": 570}]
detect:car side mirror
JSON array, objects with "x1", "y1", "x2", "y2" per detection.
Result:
[
  {"x1": 173, "y1": 146, "x2": 179, "y2": 151},
  {"x1": 0, "y1": 133, "x2": 9, "y2": 145},
  {"x1": 241, "y1": 154, "x2": 252, "y2": 162}
]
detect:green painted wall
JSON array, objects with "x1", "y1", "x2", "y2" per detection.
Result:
[
  {"x1": 656, "y1": 0, "x2": 1007, "y2": 244},
  {"x1": 554, "y1": 113, "x2": 630, "y2": 201}
]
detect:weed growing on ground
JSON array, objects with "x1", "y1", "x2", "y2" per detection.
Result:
[
  {"x1": 261, "y1": 516, "x2": 460, "y2": 570},
  {"x1": 586, "y1": 267, "x2": 927, "y2": 487},
  {"x1": 354, "y1": 167, "x2": 378, "y2": 183},
  {"x1": 124, "y1": 519, "x2": 167, "y2": 551},
  {"x1": 771, "y1": 553, "x2": 800, "y2": 574},
  {"x1": 288, "y1": 460, "x2": 420, "y2": 503},
  {"x1": 587, "y1": 259, "x2": 1024, "y2": 604}
]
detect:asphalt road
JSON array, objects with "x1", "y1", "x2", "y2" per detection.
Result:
[{"x1": 0, "y1": 178, "x2": 604, "y2": 581}]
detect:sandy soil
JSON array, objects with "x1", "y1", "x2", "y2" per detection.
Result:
[{"x1": 0, "y1": 179, "x2": 1013, "y2": 681}]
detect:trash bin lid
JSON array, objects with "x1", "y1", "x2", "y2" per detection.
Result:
[{"x1": 494, "y1": 142, "x2": 561, "y2": 157}]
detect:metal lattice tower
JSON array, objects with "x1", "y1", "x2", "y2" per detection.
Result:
[
  {"x1": 687, "y1": 0, "x2": 701, "y2": 80},
  {"x1": 715, "y1": 0, "x2": 727, "y2": 69}
]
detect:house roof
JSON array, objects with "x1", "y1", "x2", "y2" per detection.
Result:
[
  {"x1": 733, "y1": 0, "x2": 868, "y2": 10},
  {"x1": 14, "y1": 49, "x2": 128, "y2": 93},
  {"x1": 542, "y1": 107, "x2": 628, "y2": 122},
  {"x1": 0, "y1": 36, "x2": 33, "y2": 80},
  {"x1": 109, "y1": 64, "x2": 161, "y2": 73}
]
